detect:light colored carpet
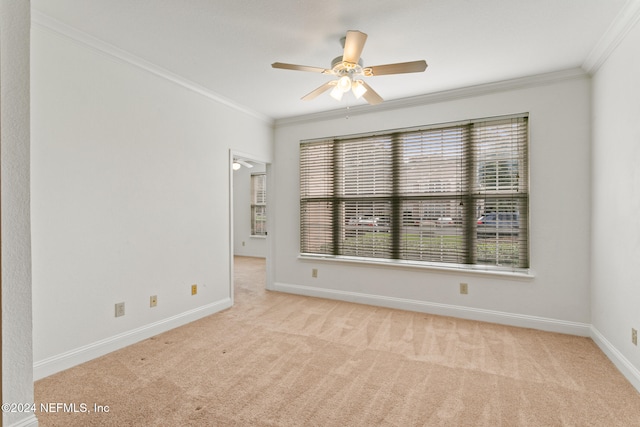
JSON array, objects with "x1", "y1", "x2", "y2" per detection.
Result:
[{"x1": 35, "y1": 256, "x2": 640, "y2": 426}]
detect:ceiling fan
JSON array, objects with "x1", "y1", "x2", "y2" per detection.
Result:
[{"x1": 272, "y1": 30, "x2": 427, "y2": 105}]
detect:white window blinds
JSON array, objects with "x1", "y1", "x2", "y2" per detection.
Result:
[
  {"x1": 251, "y1": 173, "x2": 267, "y2": 236},
  {"x1": 300, "y1": 114, "x2": 529, "y2": 270}
]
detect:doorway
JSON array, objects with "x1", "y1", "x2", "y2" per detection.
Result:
[{"x1": 229, "y1": 151, "x2": 271, "y2": 305}]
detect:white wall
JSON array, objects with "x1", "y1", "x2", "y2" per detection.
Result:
[
  {"x1": 273, "y1": 74, "x2": 592, "y2": 334},
  {"x1": 591, "y1": 16, "x2": 640, "y2": 389},
  {"x1": 233, "y1": 163, "x2": 268, "y2": 258},
  {"x1": 30, "y1": 24, "x2": 273, "y2": 378},
  {"x1": 1, "y1": 2, "x2": 36, "y2": 426}
]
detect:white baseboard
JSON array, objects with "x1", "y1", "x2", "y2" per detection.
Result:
[
  {"x1": 590, "y1": 326, "x2": 640, "y2": 393},
  {"x1": 33, "y1": 298, "x2": 232, "y2": 380},
  {"x1": 273, "y1": 282, "x2": 591, "y2": 336},
  {"x1": 5, "y1": 414, "x2": 39, "y2": 427}
]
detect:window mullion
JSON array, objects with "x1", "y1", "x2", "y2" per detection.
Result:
[
  {"x1": 463, "y1": 124, "x2": 475, "y2": 264},
  {"x1": 391, "y1": 133, "x2": 402, "y2": 259},
  {"x1": 332, "y1": 139, "x2": 341, "y2": 256}
]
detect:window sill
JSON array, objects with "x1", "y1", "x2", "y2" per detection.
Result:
[
  {"x1": 250, "y1": 235, "x2": 267, "y2": 239},
  {"x1": 298, "y1": 253, "x2": 535, "y2": 279}
]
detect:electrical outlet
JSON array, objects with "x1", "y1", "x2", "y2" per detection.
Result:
[
  {"x1": 150, "y1": 295, "x2": 157, "y2": 307},
  {"x1": 312, "y1": 268, "x2": 318, "y2": 278},
  {"x1": 115, "y1": 302, "x2": 125, "y2": 317},
  {"x1": 632, "y1": 328, "x2": 637, "y2": 346},
  {"x1": 459, "y1": 283, "x2": 468, "y2": 295},
  {"x1": 191, "y1": 284, "x2": 197, "y2": 295}
]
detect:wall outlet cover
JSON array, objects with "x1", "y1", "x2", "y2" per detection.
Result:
[{"x1": 115, "y1": 302, "x2": 125, "y2": 317}]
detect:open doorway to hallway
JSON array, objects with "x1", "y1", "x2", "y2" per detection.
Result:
[{"x1": 230, "y1": 153, "x2": 270, "y2": 304}]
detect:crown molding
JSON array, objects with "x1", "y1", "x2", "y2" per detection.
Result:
[
  {"x1": 582, "y1": 0, "x2": 640, "y2": 74},
  {"x1": 31, "y1": 10, "x2": 274, "y2": 125},
  {"x1": 275, "y1": 68, "x2": 588, "y2": 127}
]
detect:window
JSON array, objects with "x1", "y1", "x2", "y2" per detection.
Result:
[
  {"x1": 251, "y1": 173, "x2": 267, "y2": 236},
  {"x1": 300, "y1": 114, "x2": 529, "y2": 271}
]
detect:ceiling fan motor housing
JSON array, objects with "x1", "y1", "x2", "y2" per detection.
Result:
[{"x1": 330, "y1": 56, "x2": 369, "y2": 80}]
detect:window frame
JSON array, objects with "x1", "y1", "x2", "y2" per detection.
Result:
[{"x1": 299, "y1": 113, "x2": 530, "y2": 275}]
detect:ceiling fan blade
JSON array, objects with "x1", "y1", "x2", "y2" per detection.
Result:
[
  {"x1": 235, "y1": 159, "x2": 253, "y2": 168},
  {"x1": 366, "y1": 60, "x2": 428, "y2": 76},
  {"x1": 342, "y1": 30, "x2": 367, "y2": 64},
  {"x1": 271, "y1": 62, "x2": 329, "y2": 73},
  {"x1": 360, "y1": 81, "x2": 383, "y2": 105},
  {"x1": 301, "y1": 81, "x2": 336, "y2": 101}
]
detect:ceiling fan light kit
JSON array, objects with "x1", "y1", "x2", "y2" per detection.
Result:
[
  {"x1": 352, "y1": 80, "x2": 367, "y2": 99},
  {"x1": 272, "y1": 30, "x2": 427, "y2": 105},
  {"x1": 329, "y1": 75, "x2": 364, "y2": 101}
]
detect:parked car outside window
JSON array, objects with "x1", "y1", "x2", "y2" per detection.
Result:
[{"x1": 477, "y1": 212, "x2": 519, "y2": 237}]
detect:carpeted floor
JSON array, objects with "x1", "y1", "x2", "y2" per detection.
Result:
[{"x1": 35, "y1": 256, "x2": 640, "y2": 426}]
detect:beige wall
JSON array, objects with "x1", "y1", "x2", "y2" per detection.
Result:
[
  {"x1": 273, "y1": 74, "x2": 593, "y2": 334},
  {"x1": 1, "y1": 1, "x2": 35, "y2": 426},
  {"x1": 591, "y1": 14, "x2": 640, "y2": 391}
]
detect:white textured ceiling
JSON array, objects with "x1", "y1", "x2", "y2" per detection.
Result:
[{"x1": 32, "y1": 0, "x2": 629, "y2": 120}]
